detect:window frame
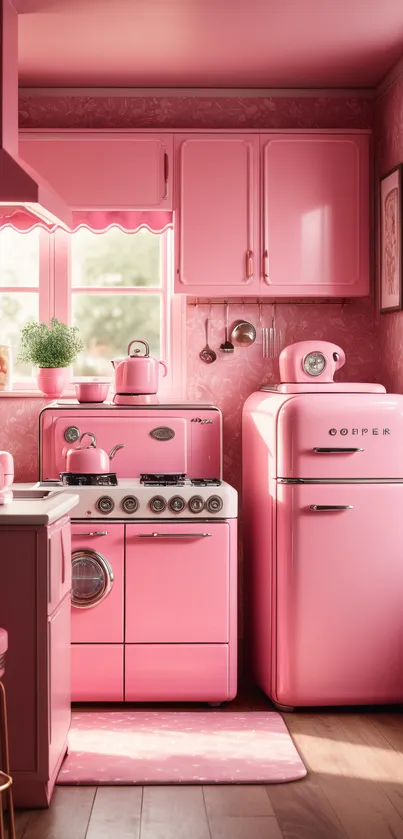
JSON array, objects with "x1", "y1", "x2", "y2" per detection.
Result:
[{"x1": 2, "y1": 226, "x2": 185, "y2": 398}]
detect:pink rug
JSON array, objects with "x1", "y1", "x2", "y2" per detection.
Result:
[{"x1": 57, "y1": 710, "x2": 306, "y2": 785}]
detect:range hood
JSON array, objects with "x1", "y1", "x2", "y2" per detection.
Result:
[{"x1": 0, "y1": 0, "x2": 72, "y2": 229}]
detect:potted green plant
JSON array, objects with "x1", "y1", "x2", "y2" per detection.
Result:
[{"x1": 18, "y1": 318, "x2": 84, "y2": 397}]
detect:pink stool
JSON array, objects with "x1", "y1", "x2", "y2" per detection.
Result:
[{"x1": 0, "y1": 630, "x2": 15, "y2": 839}]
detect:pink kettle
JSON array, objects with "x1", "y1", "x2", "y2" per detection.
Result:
[
  {"x1": 66, "y1": 433, "x2": 125, "y2": 474},
  {"x1": 111, "y1": 340, "x2": 168, "y2": 396},
  {"x1": 0, "y1": 450, "x2": 14, "y2": 505}
]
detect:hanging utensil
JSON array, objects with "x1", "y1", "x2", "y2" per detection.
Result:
[
  {"x1": 230, "y1": 320, "x2": 256, "y2": 347},
  {"x1": 268, "y1": 304, "x2": 275, "y2": 359},
  {"x1": 260, "y1": 302, "x2": 268, "y2": 358},
  {"x1": 220, "y1": 301, "x2": 234, "y2": 353},
  {"x1": 199, "y1": 315, "x2": 217, "y2": 364}
]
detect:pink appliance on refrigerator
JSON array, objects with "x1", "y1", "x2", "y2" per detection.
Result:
[
  {"x1": 38, "y1": 399, "x2": 237, "y2": 705},
  {"x1": 243, "y1": 340, "x2": 403, "y2": 709}
]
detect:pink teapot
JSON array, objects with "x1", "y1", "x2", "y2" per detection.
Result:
[
  {"x1": 66, "y1": 433, "x2": 125, "y2": 474},
  {"x1": 111, "y1": 340, "x2": 168, "y2": 395}
]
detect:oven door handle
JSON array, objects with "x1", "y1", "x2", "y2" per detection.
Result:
[
  {"x1": 313, "y1": 447, "x2": 364, "y2": 453},
  {"x1": 73, "y1": 531, "x2": 109, "y2": 537},
  {"x1": 137, "y1": 532, "x2": 212, "y2": 538}
]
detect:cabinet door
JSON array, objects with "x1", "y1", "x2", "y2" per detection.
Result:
[
  {"x1": 19, "y1": 132, "x2": 173, "y2": 210},
  {"x1": 261, "y1": 133, "x2": 369, "y2": 297},
  {"x1": 175, "y1": 134, "x2": 259, "y2": 295},
  {"x1": 275, "y1": 483, "x2": 403, "y2": 706},
  {"x1": 48, "y1": 594, "x2": 71, "y2": 780},
  {"x1": 125, "y1": 522, "x2": 230, "y2": 642}
]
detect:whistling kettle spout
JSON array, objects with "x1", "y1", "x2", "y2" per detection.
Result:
[{"x1": 109, "y1": 444, "x2": 126, "y2": 461}]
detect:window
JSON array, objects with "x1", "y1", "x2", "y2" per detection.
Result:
[{"x1": 0, "y1": 225, "x2": 184, "y2": 395}]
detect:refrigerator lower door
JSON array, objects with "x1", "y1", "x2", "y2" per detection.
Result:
[{"x1": 275, "y1": 482, "x2": 403, "y2": 706}]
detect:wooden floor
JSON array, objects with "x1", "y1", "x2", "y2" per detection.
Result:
[{"x1": 12, "y1": 693, "x2": 403, "y2": 839}]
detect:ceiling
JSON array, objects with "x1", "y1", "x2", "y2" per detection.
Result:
[{"x1": 15, "y1": 0, "x2": 403, "y2": 89}]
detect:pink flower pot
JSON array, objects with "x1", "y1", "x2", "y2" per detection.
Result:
[{"x1": 37, "y1": 367, "x2": 71, "y2": 398}]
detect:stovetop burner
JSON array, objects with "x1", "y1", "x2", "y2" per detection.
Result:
[
  {"x1": 139, "y1": 473, "x2": 221, "y2": 487},
  {"x1": 60, "y1": 472, "x2": 118, "y2": 487},
  {"x1": 140, "y1": 473, "x2": 186, "y2": 486}
]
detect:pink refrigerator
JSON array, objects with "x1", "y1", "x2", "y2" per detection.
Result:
[{"x1": 242, "y1": 340, "x2": 403, "y2": 709}]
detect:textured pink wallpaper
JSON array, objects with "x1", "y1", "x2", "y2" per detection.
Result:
[
  {"x1": 374, "y1": 71, "x2": 403, "y2": 392},
  {"x1": 0, "y1": 94, "x2": 379, "y2": 483}
]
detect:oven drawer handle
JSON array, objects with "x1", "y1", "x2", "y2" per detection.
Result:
[
  {"x1": 309, "y1": 505, "x2": 353, "y2": 512},
  {"x1": 73, "y1": 531, "x2": 109, "y2": 537},
  {"x1": 137, "y1": 532, "x2": 212, "y2": 538},
  {"x1": 313, "y1": 447, "x2": 364, "y2": 453}
]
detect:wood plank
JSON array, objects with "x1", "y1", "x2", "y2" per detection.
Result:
[
  {"x1": 284, "y1": 712, "x2": 403, "y2": 839},
  {"x1": 208, "y1": 815, "x2": 283, "y2": 839},
  {"x1": 86, "y1": 786, "x2": 142, "y2": 839},
  {"x1": 203, "y1": 785, "x2": 274, "y2": 816},
  {"x1": 14, "y1": 809, "x2": 31, "y2": 839},
  {"x1": 141, "y1": 786, "x2": 210, "y2": 839},
  {"x1": 22, "y1": 787, "x2": 96, "y2": 839},
  {"x1": 369, "y1": 712, "x2": 403, "y2": 754},
  {"x1": 266, "y1": 775, "x2": 348, "y2": 839}
]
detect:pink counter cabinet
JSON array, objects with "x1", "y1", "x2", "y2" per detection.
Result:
[{"x1": 0, "y1": 517, "x2": 72, "y2": 807}]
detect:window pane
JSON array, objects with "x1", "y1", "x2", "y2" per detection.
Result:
[
  {"x1": 71, "y1": 228, "x2": 161, "y2": 288},
  {"x1": 0, "y1": 292, "x2": 39, "y2": 378},
  {"x1": 0, "y1": 228, "x2": 40, "y2": 287},
  {"x1": 72, "y1": 294, "x2": 161, "y2": 377}
]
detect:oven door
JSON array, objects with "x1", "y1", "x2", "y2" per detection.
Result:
[{"x1": 71, "y1": 549, "x2": 114, "y2": 608}]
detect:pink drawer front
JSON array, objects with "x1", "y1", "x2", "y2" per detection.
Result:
[
  {"x1": 71, "y1": 644, "x2": 123, "y2": 701},
  {"x1": 125, "y1": 644, "x2": 230, "y2": 702},
  {"x1": 125, "y1": 523, "x2": 230, "y2": 643}
]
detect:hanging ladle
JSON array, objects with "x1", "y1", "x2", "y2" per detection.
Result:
[
  {"x1": 199, "y1": 315, "x2": 217, "y2": 364},
  {"x1": 220, "y1": 301, "x2": 235, "y2": 353}
]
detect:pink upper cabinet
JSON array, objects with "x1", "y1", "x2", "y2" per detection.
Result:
[
  {"x1": 174, "y1": 134, "x2": 260, "y2": 295},
  {"x1": 261, "y1": 133, "x2": 370, "y2": 297},
  {"x1": 19, "y1": 132, "x2": 173, "y2": 210}
]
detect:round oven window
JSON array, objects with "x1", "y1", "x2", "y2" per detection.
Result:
[{"x1": 71, "y1": 550, "x2": 114, "y2": 608}]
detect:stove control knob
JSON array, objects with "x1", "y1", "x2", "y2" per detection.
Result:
[
  {"x1": 189, "y1": 495, "x2": 205, "y2": 514},
  {"x1": 206, "y1": 495, "x2": 223, "y2": 514},
  {"x1": 64, "y1": 425, "x2": 80, "y2": 443},
  {"x1": 150, "y1": 495, "x2": 167, "y2": 514},
  {"x1": 169, "y1": 495, "x2": 186, "y2": 513},
  {"x1": 96, "y1": 496, "x2": 115, "y2": 514},
  {"x1": 122, "y1": 495, "x2": 139, "y2": 514}
]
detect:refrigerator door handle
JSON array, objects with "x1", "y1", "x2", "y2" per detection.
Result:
[
  {"x1": 309, "y1": 504, "x2": 353, "y2": 512},
  {"x1": 312, "y1": 447, "x2": 364, "y2": 453}
]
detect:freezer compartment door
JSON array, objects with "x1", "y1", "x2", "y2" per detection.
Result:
[
  {"x1": 277, "y1": 393, "x2": 403, "y2": 479},
  {"x1": 275, "y1": 482, "x2": 403, "y2": 706}
]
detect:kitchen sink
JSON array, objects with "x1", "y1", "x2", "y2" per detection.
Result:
[{"x1": 12, "y1": 489, "x2": 63, "y2": 500}]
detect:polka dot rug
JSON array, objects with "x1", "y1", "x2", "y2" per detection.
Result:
[{"x1": 57, "y1": 709, "x2": 306, "y2": 785}]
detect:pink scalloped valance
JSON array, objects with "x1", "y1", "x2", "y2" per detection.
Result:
[{"x1": 0, "y1": 209, "x2": 173, "y2": 234}]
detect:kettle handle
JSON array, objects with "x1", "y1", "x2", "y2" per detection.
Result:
[
  {"x1": 128, "y1": 340, "x2": 150, "y2": 357},
  {"x1": 78, "y1": 432, "x2": 97, "y2": 449},
  {"x1": 159, "y1": 360, "x2": 168, "y2": 378}
]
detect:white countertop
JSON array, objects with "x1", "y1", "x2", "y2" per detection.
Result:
[{"x1": 0, "y1": 484, "x2": 79, "y2": 525}]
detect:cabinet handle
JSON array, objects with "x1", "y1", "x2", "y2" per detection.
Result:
[
  {"x1": 163, "y1": 152, "x2": 169, "y2": 200},
  {"x1": 246, "y1": 250, "x2": 253, "y2": 279},
  {"x1": 73, "y1": 531, "x2": 108, "y2": 537},
  {"x1": 309, "y1": 505, "x2": 353, "y2": 512},
  {"x1": 137, "y1": 532, "x2": 212, "y2": 538},
  {"x1": 263, "y1": 249, "x2": 269, "y2": 280},
  {"x1": 313, "y1": 447, "x2": 364, "y2": 454}
]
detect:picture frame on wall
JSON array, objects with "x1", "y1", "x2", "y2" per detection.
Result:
[{"x1": 380, "y1": 164, "x2": 403, "y2": 313}]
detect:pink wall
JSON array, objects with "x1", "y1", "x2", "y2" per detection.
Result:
[
  {"x1": 0, "y1": 94, "x2": 379, "y2": 484},
  {"x1": 374, "y1": 70, "x2": 403, "y2": 392}
]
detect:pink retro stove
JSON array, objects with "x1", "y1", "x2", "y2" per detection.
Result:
[
  {"x1": 243, "y1": 340, "x2": 403, "y2": 709},
  {"x1": 38, "y1": 400, "x2": 238, "y2": 704}
]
